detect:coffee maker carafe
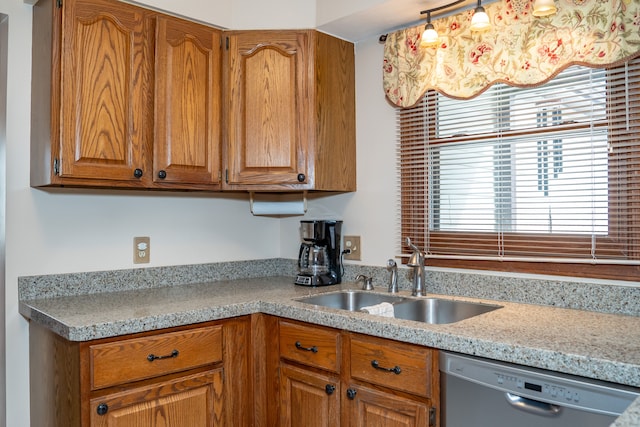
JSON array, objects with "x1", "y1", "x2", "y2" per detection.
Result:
[{"x1": 295, "y1": 220, "x2": 342, "y2": 286}]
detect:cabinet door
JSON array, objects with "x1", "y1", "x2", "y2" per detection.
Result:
[
  {"x1": 59, "y1": 0, "x2": 152, "y2": 183},
  {"x1": 280, "y1": 363, "x2": 340, "y2": 427},
  {"x1": 154, "y1": 16, "x2": 222, "y2": 187},
  {"x1": 344, "y1": 385, "x2": 431, "y2": 427},
  {"x1": 90, "y1": 369, "x2": 223, "y2": 427},
  {"x1": 226, "y1": 31, "x2": 310, "y2": 187}
]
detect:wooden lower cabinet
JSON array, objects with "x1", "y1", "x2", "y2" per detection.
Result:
[
  {"x1": 30, "y1": 313, "x2": 437, "y2": 427},
  {"x1": 267, "y1": 317, "x2": 440, "y2": 427},
  {"x1": 90, "y1": 369, "x2": 223, "y2": 426},
  {"x1": 280, "y1": 363, "x2": 340, "y2": 427},
  {"x1": 344, "y1": 385, "x2": 430, "y2": 427},
  {"x1": 30, "y1": 316, "x2": 252, "y2": 427}
]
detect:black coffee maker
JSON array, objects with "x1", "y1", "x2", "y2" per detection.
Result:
[{"x1": 295, "y1": 220, "x2": 342, "y2": 286}]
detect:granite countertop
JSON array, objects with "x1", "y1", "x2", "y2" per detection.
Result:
[{"x1": 19, "y1": 276, "x2": 640, "y2": 425}]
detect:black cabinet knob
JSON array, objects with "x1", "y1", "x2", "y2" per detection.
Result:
[
  {"x1": 96, "y1": 403, "x2": 108, "y2": 416},
  {"x1": 133, "y1": 168, "x2": 143, "y2": 178},
  {"x1": 346, "y1": 388, "x2": 357, "y2": 400},
  {"x1": 297, "y1": 173, "x2": 305, "y2": 182},
  {"x1": 325, "y1": 384, "x2": 336, "y2": 395},
  {"x1": 158, "y1": 170, "x2": 167, "y2": 179}
]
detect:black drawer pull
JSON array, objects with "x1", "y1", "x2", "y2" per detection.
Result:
[
  {"x1": 295, "y1": 341, "x2": 318, "y2": 353},
  {"x1": 371, "y1": 359, "x2": 402, "y2": 375},
  {"x1": 147, "y1": 349, "x2": 179, "y2": 362}
]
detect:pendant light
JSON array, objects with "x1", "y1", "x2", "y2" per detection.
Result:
[
  {"x1": 419, "y1": 0, "x2": 466, "y2": 48},
  {"x1": 532, "y1": 0, "x2": 557, "y2": 17},
  {"x1": 470, "y1": 0, "x2": 491, "y2": 31},
  {"x1": 421, "y1": 11, "x2": 439, "y2": 47}
]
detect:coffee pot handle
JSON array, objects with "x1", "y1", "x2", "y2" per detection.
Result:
[{"x1": 298, "y1": 244, "x2": 310, "y2": 268}]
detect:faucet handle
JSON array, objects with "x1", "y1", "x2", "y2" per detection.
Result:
[
  {"x1": 355, "y1": 274, "x2": 374, "y2": 291},
  {"x1": 405, "y1": 237, "x2": 422, "y2": 253},
  {"x1": 405, "y1": 237, "x2": 425, "y2": 267}
]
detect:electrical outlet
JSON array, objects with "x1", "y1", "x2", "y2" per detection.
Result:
[
  {"x1": 343, "y1": 235, "x2": 361, "y2": 261},
  {"x1": 134, "y1": 237, "x2": 150, "y2": 264}
]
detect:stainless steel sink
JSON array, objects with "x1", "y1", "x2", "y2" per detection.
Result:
[
  {"x1": 393, "y1": 298, "x2": 502, "y2": 324},
  {"x1": 297, "y1": 291, "x2": 407, "y2": 311},
  {"x1": 297, "y1": 291, "x2": 501, "y2": 324}
]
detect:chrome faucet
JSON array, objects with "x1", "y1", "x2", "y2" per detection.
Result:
[
  {"x1": 406, "y1": 237, "x2": 426, "y2": 297},
  {"x1": 386, "y1": 259, "x2": 398, "y2": 293}
]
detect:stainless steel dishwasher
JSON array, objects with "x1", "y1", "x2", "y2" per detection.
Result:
[{"x1": 440, "y1": 352, "x2": 639, "y2": 427}]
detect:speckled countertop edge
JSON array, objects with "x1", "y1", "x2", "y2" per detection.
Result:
[
  {"x1": 19, "y1": 277, "x2": 640, "y2": 384},
  {"x1": 19, "y1": 276, "x2": 640, "y2": 426},
  {"x1": 612, "y1": 399, "x2": 640, "y2": 427}
]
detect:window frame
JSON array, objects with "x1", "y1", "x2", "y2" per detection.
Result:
[{"x1": 399, "y1": 61, "x2": 640, "y2": 282}]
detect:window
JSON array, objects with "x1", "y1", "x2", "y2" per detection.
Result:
[{"x1": 398, "y1": 59, "x2": 640, "y2": 281}]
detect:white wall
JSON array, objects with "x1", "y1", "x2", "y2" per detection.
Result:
[
  {"x1": 281, "y1": 38, "x2": 398, "y2": 266},
  {"x1": 0, "y1": 12, "x2": 7, "y2": 427},
  {"x1": 2, "y1": 0, "x2": 396, "y2": 425},
  {"x1": 4, "y1": 3, "x2": 37, "y2": 426}
]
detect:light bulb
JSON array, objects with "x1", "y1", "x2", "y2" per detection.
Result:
[
  {"x1": 421, "y1": 23, "x2": 439, "y2": 47},
  {"x1": 532, "y1": 0, "x2": 557, "y2": 17},
  {"x1": 470, "y1": 5, "x2": 490, "y2": 31}
]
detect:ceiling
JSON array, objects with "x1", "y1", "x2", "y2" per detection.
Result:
[{"x1": 317, "y1": 0, "x2": 480, "y2": 42}]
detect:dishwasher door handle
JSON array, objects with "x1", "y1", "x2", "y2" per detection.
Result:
[{"x1": 505, "y1": 393, "x2": 562, "y2": 417}]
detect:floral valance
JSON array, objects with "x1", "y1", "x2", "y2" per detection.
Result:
[{"x1": 383, "y1": 0, "x2": 640, "y2": 107}]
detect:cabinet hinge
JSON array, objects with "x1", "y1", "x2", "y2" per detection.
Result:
[
  {"x1": 56, "y1": 0, "x2": 62, "y2": 8},
  {"x1": 53, "y1": 158, "x2": 60, "y2": 175},
  {"x1": 429, "y1": 407, "x2": 436, "y2": 427}
]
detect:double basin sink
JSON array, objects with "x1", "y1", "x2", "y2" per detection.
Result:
[{"x1": 297, "y1": 290, "x2": 501, "y2": 324}]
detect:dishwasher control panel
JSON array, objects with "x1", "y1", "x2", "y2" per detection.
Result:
[
  {"x1": 495, "y1": 372, "x2": 581, "y2": 403},
  {"x1": 441, "y1": 352, "x2": 639, "y2": 416}
]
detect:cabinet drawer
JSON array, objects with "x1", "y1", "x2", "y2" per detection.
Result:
[
  {"x1": 349, "y1": 334, "x2": 434, "y2": 398},
  {"x1": 279, "y1": 321, "x2": 340, "y2": 373},
  {"x1": 90, "y1": 325, "x2": 223, "y2": 390}
]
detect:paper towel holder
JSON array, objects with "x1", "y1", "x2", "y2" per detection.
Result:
[{"x1": 249, "y1": 191, "x2": 308, "y2": 216}]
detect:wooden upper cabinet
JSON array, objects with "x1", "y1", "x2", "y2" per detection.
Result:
[
  {"x1": 154, "y1": 16, "x2": 222, "y2": 188},
  {"x1": 31, "y1": 0, "x2": 354, "y2": 192},
  {"x1": 225, "y1": 30, "x2": 356, "y2": 191},
  {"x1": 225, "y1": 31, "x2": 309, "y2": 188},
  {"x1": 59, "y1": 0, "x2": 153, "y2": 185},
  {"x1": 31, "y1": 0, "x2": 223, "y2": 190}
]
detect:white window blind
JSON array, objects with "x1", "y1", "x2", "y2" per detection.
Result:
[{"x1": 398, "y1": 58, "x2": 640, "y2": 280}]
